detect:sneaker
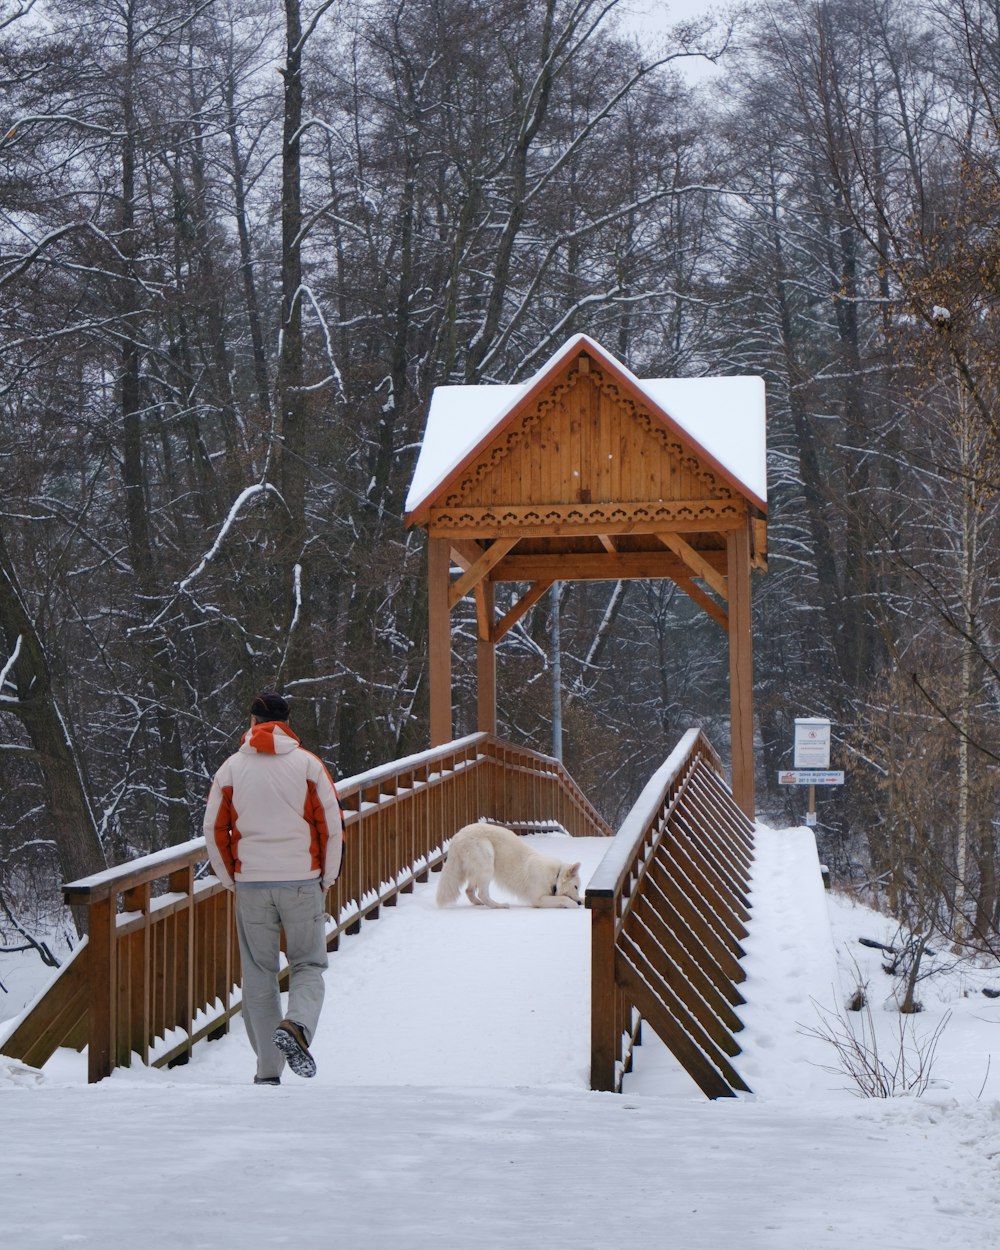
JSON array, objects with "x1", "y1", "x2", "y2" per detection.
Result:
[
  {"x1": 253, "y1": 1075, "x2": 281, "y2": 1086},
  {"x1": 273, "y1": 1019, "x2": 317, "y2": 1078}
]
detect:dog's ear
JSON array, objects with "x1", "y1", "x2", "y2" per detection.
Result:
[{"x1": 569, "y1": 862, "x2": 581, "y2": 877}]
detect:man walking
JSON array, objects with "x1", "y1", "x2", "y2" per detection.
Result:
[{"x1": 204, "y1": 691, "x2": 344, "y2": 1084}]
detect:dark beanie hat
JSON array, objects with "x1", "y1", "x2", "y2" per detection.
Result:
[{"x1": 250, "y1": 691, "x2": 289, "y2": 722}]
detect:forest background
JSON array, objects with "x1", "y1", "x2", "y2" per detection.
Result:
[{"x1": 2, "y1": 0, "x2": 999, "y2": 967}]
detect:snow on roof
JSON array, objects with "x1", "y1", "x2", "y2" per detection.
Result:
[
  {"x1": 404, "y1": 334, "x2": 767, "y2": 517},
  {"x1": 405, "y1": 384, "x2": 522, "y2": 517}
]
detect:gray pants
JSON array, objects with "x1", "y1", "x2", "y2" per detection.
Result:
[{"x1": 234, "y1": 881, "x2": 328, "y2": 1080}]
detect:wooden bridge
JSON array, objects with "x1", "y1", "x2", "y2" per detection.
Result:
[
  {"x1": 2, "y1": 334, "x2": 764, "y2": 1096},
  {"x1": 0, "y1": 729, "x2": 753, "y2": 1097}
]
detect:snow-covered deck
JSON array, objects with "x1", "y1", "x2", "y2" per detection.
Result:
[{"x1": 4, "y1": 826, "x2": 1000, "y2": 1248}]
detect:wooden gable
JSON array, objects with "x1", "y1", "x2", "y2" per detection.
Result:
[{"x1": 414, "y1": 345, "x2": 759, "y2": 541}]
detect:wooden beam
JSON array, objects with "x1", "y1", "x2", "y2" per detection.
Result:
[
  {"x1": 477, "y1": 580, "x2": 496, "y2": 734},
  {"x1": 727, "y1": 524, "x2": 755, "y2": 818},
  {"x1": 495, "y1": 551, "x2": 725, "y2": 582},
  {"x1": 494, "y1": 580, "x2": 555, "y2": 641},
  {"x1": 676, "y1": 576, "x2": 729, "y2": 631},
  {"x1": 427, "y1": 536, "x2": 452, "y2": 746},
  {"x1": 448, "y1": 539, "x2": 486, "y2": 572},
  {"x1": 657, "y1": 531, "x2": 729, "y2": 601},
  {"x1": 448, "y1": 538, "x2": 518, "y2": 608},
  {"x1": 752, "y1": 517, "x2": 768, "y2": 571},
  {"x1": 597, "y1": 534, "x2": 617, "y2": 553},
  {"x1": 474, "y1": 581, "x2": 492, "y2": 642},
  {"x1": 427, "y1": 504, "x2": 746, "y2": 541}
]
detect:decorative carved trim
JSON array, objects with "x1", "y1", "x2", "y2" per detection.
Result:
[
  {"x1": 442, "y1": 370, "x2": 578, "y2": 505},
  {"x1": 595, "y1": 369, "x2": 732, "y2": 500},
  {"x1": 429, "y1": 498, "x2": 745, "y2": 533},
  {"x1": 440, "y1": 360, "x2": 736, "y2": 507}
]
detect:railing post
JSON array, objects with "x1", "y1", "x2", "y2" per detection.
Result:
[
  {"x1": 589, "y1": 892, "x2": 617, "y2": 1092},
  {"x1": 169, "y1": 864, "x2": 195, "y2": 1062},
  {"x1": 122, "y1": 881, "x2": 152, "y2": 1067},
  {"x1": 87, "y1": 893, "x2": 117, "y2": 1084}
]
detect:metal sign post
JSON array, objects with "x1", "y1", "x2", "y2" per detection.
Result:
[
  {"x1": 781, "y1": 719, "x2": 841, "y2": 827},
  {"x1": 778, "y1": 769, "x2": 845, "y2": 825}
]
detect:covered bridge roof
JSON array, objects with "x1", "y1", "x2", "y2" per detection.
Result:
[{"x1": 405, "y1": 334, "x2": 767, "y2": 523}]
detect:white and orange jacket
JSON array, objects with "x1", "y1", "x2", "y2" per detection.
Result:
[{"x1": 203, "y1": 720, "x2": 344, "y2": 891}]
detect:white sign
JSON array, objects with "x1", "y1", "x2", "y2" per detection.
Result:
[
  {"x1": 794, "y1": 718, "x2": 831, "y2": 769},
  {"x1": 778, "y1": 770, "x2": 844, "y2": 786}
]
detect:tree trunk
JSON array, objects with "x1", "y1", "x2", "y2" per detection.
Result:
[{"x1": 0, "y1": 529, "x2": 106, "y2": 932}]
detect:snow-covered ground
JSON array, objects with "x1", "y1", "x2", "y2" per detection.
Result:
[{"x1": 3, "y1": 824, "x2": 1000, "y2": 1249}]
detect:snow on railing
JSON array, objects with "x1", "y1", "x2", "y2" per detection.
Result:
[
  {"x1": 1, "y1": 733, "x2": 609, "y2": 1082},
  {"x1": 585, "y1": 729, "x2": 755, "y2": 1099}
]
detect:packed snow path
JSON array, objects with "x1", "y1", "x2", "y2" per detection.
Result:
[{"x1": 4, "y1": 827, "x2": 1000, "y2": 1249}]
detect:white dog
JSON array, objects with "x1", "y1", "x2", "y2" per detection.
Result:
[{"x1": 436, "y1": 823, "x2": 583, "y2": 909}]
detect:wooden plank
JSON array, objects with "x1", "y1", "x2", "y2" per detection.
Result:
[
  {"x1": 448, "y1": 538, "x2": 518, "y2": 608},
  {"x1": 656, "y1": 830, "x2": 749, "y2": 945},
  {"x1": 63, "y1": 843, "x2": 206, "y2": 905},
  {"x1": 476, "y1": 580, "x2": 496, "y2": 734},
  {"x1": 646, "y1": 857, "x2": 747, "y2": 979},
  {"x1": 589, "y1": 887, "x2": 618, "y2": 1091},
  {"x1": 656, "y1": 531, "x2": 729, "y2": 600},
  {"x1": 727, "y1": 524, "x2": 756, "y2": 818},
  {"x1": 684, "y1": 778, "x2": 754, "y2": 879},
  {"x1": 495, "y1": 552, "x2": 725, "y2": 583},
  {"x1": 694, "y1": 765, "x2": 757, "y2": 848},
  {"x1": 673, "y1": 805, "x2": 752, "y2": 915},
  {"x1": 675, "y1": 575, "x2": 728, "y2": 630},
  {"x1": 636, "y1": 864, "x2": 742, "y2": 1007},
  {"x1": 616, "y1": 945, "x2": 748, "y2": 1098},
  {"x1": 448, "y1": 539, "x2": 486, "y2": 571},
  {"x1": 752, "y1": 517, "x2": 768, "y2": 569},
  {"x1": 631, "y1": 892, "x2": 745, "y2": 1033},
  {"x1": 426, "y1": 505, "x2": 746, "y2": 540},
  {"x1": 123, "y1": 881, "x2": 151, "y2": 1065},
  {"x1": 494, "y1": 580, "x2": 554, "y2": 641},
  {"x1": 0, "y1": 942, "x2": 89, "y2": 1069},
  {"x1": 623, "y1": 909, "x2": 741, "y2": 1056},
  {"x1": 88, "y1": 895, "x2": 117, "y2": 1083},
  {"x1": 474, "y1": 580, "x2": 492, "y2": 644},
  {"x1": 428, "y1": 536, "x2": 452, "y2": 745}
]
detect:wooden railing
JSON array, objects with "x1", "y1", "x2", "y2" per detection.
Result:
[
  {"x1": 585, "y1": 729, "x2": 755, "y2": 1098},
  {"x1": 1, "y1": 733, "x2": 611, "y2": 1082}
]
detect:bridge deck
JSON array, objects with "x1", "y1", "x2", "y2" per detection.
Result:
[
  {"x1": 4, "y1": 827, "x2": 998, "y2": 1250},
  {"x1": 45, "y1": 834, "x2": 612, "y2": 1089}
]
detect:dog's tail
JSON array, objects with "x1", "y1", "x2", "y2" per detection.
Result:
[{"x1": 435, "y1": 843, "x2": 463, "y2": 907}]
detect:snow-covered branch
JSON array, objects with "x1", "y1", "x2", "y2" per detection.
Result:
[
  {"x1": 0, "y1": 634, "x2": 22, "y2": 702},
  {"x1": 179, "y1": 483, "x2": 286, "y2": 593}
]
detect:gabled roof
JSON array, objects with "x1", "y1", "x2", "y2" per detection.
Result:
[{"x1": 404, "y1": 333, "x2": 767, "y2": 522}]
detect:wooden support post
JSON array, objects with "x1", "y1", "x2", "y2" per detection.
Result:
[
  {"x1": 727, "y1": 522, "x2": 755, "y2": 820},
  {"x1": 589, "y1": 893, "x2": 618, "y2": 1092},
  {"x1": 476, "y1": 579, "x2": 496, "y2": 735},
  {"x1": 428, "y1": 536, "x2": 453, "y2": 745},
  {"x1": 87, "y1": 894, "x2": 117, "y2": 1084}
]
